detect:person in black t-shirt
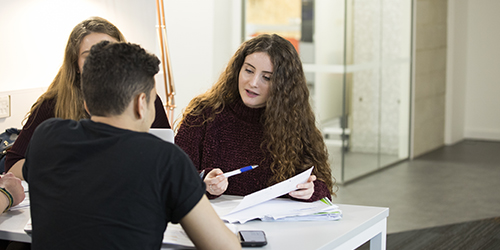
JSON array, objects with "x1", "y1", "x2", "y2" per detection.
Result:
[{"x1": 23, "y1": 41, "x2": 240, "y2": 250}]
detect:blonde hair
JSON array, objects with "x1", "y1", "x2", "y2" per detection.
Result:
[{"x1": 25, "y1": 17, "x2": 126, "y2": 125}]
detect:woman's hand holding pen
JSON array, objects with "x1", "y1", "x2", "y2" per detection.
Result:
[
  {"x1": 289, "y1": 175, "x2": 316, "y2": 200},
  {"x1": 204, "y1": 168, "x2": 228, "y2": 196}
]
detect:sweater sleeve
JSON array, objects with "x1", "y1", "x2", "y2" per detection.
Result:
[
  {"x1": 5, "y1": 100, "x2": 55, "y2": 172},
  {"x1": 175, "y1": 114, "x2": 206, "y2": 170},
  {"x1": 175, "y1": 114, "x2": 224, "y2": 199},
  {"x1": 151, "y1": 94, "x2": 171, "y2": 128},
  {"x1": 309, "y1": 179, "x2": 332, "y2": 202}
]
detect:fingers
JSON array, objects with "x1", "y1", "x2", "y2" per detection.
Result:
[
  {"x1": 204, "y1": 169, "x2": 228, "y2": 195},
  {"x1": 204, "y1": 169, "x2": 226, "y2": 185},
  {"x1": 295, "y1": 175, "x2": 316, "y2": 189},
  {"x1": 207, "y1": 180, "x2": 228, "y2": 196},
  {"x1": 2, "y1": 172, "x2": 15, "y2": 178},
  {"x1": 205, "y1": 169, "x2": 223, "y2": 181},
  {"x1": 289, "y1": 175, "x2": 316, "y2": 200},
  {"x1": 308, "y1": 175, "x2": 317, "y2": 182}
]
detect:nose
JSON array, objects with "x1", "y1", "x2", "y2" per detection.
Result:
[{"x1": 249, "y1": 75, "x2": 259, "y2": 87}]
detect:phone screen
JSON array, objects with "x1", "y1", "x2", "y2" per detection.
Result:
[{"x1": 239, "y1": 230, "x2": 267, "y2": 247}]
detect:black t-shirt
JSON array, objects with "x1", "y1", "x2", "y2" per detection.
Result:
[{"x1": 24, "y1": 118, "x2": 205, "y2": 250}]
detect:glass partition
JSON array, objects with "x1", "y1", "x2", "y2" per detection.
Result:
[{"x1": 244, "y1": 0, "x2": 412, "y2": 184}]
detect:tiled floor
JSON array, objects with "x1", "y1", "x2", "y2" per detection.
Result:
[
  {"x1": 327, "y1": 145, "x2": 402, "y2": 185},
  {"x1": 332, "y1": 140, "x2": 500, "y2": 234}
]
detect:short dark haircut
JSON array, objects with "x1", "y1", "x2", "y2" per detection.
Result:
[{"x1": 81, "y1": 41, "x2": 160, "y2": 116}]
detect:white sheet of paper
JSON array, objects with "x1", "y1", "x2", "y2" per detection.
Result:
[
  {"x1": 228, "y1": 166, "x2": 314, "y2": 214},
  {"x1": 163, "y1": 223, "x2": 237, "y2": 247},
  {"x1": 211, "y1": 199, "x2": 241, "y2": 217},
  {"x1": 163, "y1": 223, "x2": 195, "y2": 247},
  {"x1": 221, "y1": 198, "x2": 333, "y2": 223}
]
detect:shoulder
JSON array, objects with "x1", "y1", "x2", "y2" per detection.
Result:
[
  {"x1": 36, "y1": 118, "x2": 75, "y2": 131},
  {"x1": 130, "y1": 131, "x2": 186, "y2": 156},
  {"x1": 33, "y1": 118, "x2": 78, "y2": 137},
  {"x1": 26, "y1": 98, "x2": 56, "y2": 125},
  {"x1": 183, "y1": 103, "x2": 220, "y2": 126},
  {"x1": 131, "y1": 133, "x2": 196, "y2": 172},
  {"x1": 35, "y1": 98, "x2": 56, "y2": 114},
  {"x1": 28, "y1": 118, "x2": 79, "y2": 149}
]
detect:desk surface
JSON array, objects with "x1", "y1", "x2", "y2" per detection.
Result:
[
  {"x1": 0, "y1": 195, "x2": 389, "y2": 250},
  {"x1": 212, "y1": 196, "x2": 389, "y2": 250},
  {"x1": 0, "y1": 203, "x2": 31, "y2": 243}
]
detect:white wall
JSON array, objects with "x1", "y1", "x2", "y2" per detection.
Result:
[
  {"x1": 0, "y1": 0, "x2": 158, "y2": 92},
  {"x1": 161, "y1": 0, "x2": 216, "y2": 125},
  {"x1": 463, "y1": 0, "x2": 500, "y2": 141},
  {"x1": 445, "y1": 0, "x2": 467, "y2": 145},
  {"x1": 0, "y1": 0, "x2": 239, "y2": 129},
  {"x1": 0, "y1": 88, "x2": 46, "y2": 129},
  {"x1": 446, "y1": 0, "x2": 500, "y2": 142},
  {"x1": 162, "y1": 0, "x2": 240, "y2": 125}
]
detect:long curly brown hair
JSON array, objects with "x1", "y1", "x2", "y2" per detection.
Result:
[
  {"x1": 25, "y1": 17, "x2": 126, "y2": 125},
  {"x1": 178, "y1": 34, "x2": 336, "y2": 195}
]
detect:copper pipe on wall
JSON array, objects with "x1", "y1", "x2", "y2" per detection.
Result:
[{"x1": 155, "y1": 0, "x2": 176, "y2": 124}]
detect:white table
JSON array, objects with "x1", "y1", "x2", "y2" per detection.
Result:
[
  {"x1": 0, "y1": 204, "x2": 31, "y2": 243},
  {"x1": 236, "y1": 204, "x2": 388, "y2": 249},
  {"x1": 210, "y1": 195, "x2": 389, "y2": 250},
  {"x1": 0, "y1": 196, "x2": 388, "y2": 250}
]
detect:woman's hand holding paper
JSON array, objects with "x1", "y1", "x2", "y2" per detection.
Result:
[{"x1": 289, "y1": 175, "x2": 316, "y2": 200}]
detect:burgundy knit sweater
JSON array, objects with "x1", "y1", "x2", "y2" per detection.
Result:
[
  {"x1": 5, "y1": 95, "x2": 170, "y2": 172},
  {"x1": 175, "y1": 98, "x2": 331, "y2": 202}
]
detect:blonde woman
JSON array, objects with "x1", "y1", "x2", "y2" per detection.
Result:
[{"x1": 5, "y1": 17, "x2": 170, "y2": 179}]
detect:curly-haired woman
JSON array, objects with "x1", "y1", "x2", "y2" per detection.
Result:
[{"x1": 175, "y1": 34, "x2": 336, "y2": 202}]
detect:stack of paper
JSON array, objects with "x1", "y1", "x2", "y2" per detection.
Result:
[
  {"x1": 213, "y1": 197, "x2": 342, "y2": 224},
  {"x1": 210, "y1": 167, "x2": 343, "y2": 224},
  {"x1": 260, "y1": 198, "x2": 342, "y2": 222}
]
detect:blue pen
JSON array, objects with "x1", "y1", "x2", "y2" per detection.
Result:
[{"x1": 223, "y1": 165, "x2": 259, "y2": 178}]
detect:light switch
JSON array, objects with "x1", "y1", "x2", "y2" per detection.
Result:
[{"x1": 0, "y1": 95, "x2": 11, "y2": 118}]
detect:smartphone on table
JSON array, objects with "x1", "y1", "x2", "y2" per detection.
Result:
[{"x1": 238, "y1": 230, "x2": 267, "y2": 247}]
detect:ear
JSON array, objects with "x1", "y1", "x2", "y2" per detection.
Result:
[{"x1": 133, "y1": 93, "x2": 148, "y2": 120}]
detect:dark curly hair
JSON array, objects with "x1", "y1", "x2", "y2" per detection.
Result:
[
  {"x1": 82, "y1": 41, "x2": 160, "y2": 116},
  {"x1": 178, "y1": 34, "x2": 336, "y2": 195}
]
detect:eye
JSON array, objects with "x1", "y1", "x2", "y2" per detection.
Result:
[
  {"x1": 245, "y1": 68, "x2": 254, "y2": 74},
  {"x1": 263, "y1": 75, "x2": 271, "y2": 81}
]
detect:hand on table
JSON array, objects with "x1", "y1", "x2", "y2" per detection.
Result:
[{"x1": 0, "y1": 172, "x2": 25, "y2": 207}]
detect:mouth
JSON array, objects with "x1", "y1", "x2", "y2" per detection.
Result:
[{"x1": 246, "y1": 89, "x2": 259, "y2": 97}]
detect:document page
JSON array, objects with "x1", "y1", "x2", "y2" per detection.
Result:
[
  {"x1": 229, "y1": 166, "x2": 314, "y2": 214},
  {"x1": 220, "y1": 198, "x2": 337, "y2": 223}
]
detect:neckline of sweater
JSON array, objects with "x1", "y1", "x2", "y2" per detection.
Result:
[{"x1": 228, "y1": 98, "x2": 265, "y2": 124}]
